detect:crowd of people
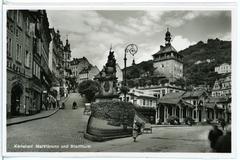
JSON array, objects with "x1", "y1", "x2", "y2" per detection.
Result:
[{"x1": 42, "y1": 94, "x2": 58, "y2": 111}]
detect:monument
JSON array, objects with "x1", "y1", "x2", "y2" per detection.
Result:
[
  {"x1": 84, "y1": 47, "x2": 136, "y2": 141},
  {"x1": 94, "y1": 47, "x2": 119, "y2": 102}
]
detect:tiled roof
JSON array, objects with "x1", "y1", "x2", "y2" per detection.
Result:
[{"x1": 153, "y1": 44, "x2": 178, "y2": 56}]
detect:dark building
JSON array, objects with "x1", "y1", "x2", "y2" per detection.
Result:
[{"x1": 7, "y1": 10, "x2": 52, "y2": 117}]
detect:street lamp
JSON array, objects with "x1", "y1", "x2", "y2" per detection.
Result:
[{"x1": 124, "y1": 44, "x2": 138, "y2": 102}]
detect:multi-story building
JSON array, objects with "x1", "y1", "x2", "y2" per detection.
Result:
[
  {"x1": 49, "y1": 28, "x2": 64, "y2": 79},
  {"x1": 215, "y1": 63, "x2": 231, "y2": 74},
  {"x1": 212, "y1": 73, "x2": 231, "y2": 97},
  {"x1": 152, "y1": 28, "x2": 183, "y2": 81},
  {"x1": 48, "y1": 28, "x2": 65, "y2": 100},
  {"x1": 77, "y1": 66, "x2": 100, "y2": 83},
  {"x1": 7, "y1": 10, "x2": 51, "y2": 117},
  {"x1": 70, "y1": 57, "x2": 101, "y2": 84},
  {"x1": 138, "y1": 82, "x2": 185, "y2": 99},
  {"x1": 70, "y1": 57, "x2": 91, "y2": 77}
]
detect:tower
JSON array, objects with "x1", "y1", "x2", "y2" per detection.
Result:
[
  {"x1": 64, "y1": 38, "x2": 71, "y2": 70},
  {"x1": 152, "y1": 28, "x2": 183, "y2": 81}
]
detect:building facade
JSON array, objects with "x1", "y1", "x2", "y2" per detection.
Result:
[
  {"x1": 152, "y1": 29, "x2": 183, "y2": 81},
  {"x1": 119, "y1": 89, "x2": 157, "y2": 124},
  {"x1": 70, "y1": 57, "x2": 92, "y2": 77},
  {"x1": 77, "y1": 66, "x2": 100, "y2": 83},
  {"x1": 7, "y1": 10, "x2": 51, "y2": 117},
  {"x1": 212, "y1": 73, "x2": 231, "y2": 97},
  {"x1": 215, "y1": 63, "x2": 231, "y2": 74}
]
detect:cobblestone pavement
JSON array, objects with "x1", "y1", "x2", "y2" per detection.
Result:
[{"x1": 7, "y1": 93, "x2": 212, "y2": 152}]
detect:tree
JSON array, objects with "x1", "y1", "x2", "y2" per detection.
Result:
[
  {"x1": 120, "y1": 85, "x2": 130, "y2": 95},
  {"x1": 78, "y1": 80, "x2": 100, "y2": 102}
]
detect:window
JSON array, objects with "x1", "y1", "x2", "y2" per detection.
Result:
[
  {"x1": 143, "y1": 99, "x2": 145, "y2": 106},
  {"x1": 193, "y1": 100, "x2": 196, "y2": 105},
  {"x1": 162, "y1": 89, "x2": 165, "y2": 96},
  {"x1": 26, "y1": 17, "x2": 30, "y2": 34},
  {"x1": 16, "y1": 11, "x2": 22, "y2": 27},
  {"x1": 150, "y1": 100, "x2": 152, "y2": 106},
  {"x1": 7, "y1": 37, "x2": 12, "y2": 57},
  {"x1": 7, "y1": 10, "x2": 14, "y2": 20},
  {"x1": 16, "y1": 28, "x2": 19, "y2": 37},
  {"x1": 25, "y1": 50, "x2": 30, "y2": 67},
  {"x1": 16, "y1": 44, "x2": 22, "y2": 63}
]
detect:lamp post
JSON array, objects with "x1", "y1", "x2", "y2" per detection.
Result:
[{"x1": 124, "y1": 44, "x2": 138, "y2": 102}]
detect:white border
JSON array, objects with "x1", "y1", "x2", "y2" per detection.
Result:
[{"x1": 1, "y1": 1, "x2": 239, "y2": 159}]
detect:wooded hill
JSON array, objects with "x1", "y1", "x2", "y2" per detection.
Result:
[{"x1": 124, "y1": 38, "x2": 231, "y2": 88}]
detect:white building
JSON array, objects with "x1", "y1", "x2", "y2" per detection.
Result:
[
  {"x1": 212, "y1": 74, "x2": 231, "y2": 97},
  {"x1": 120, "y1": 88, "x2": 157, "y2": 124},
  {"x1": 215, "y1": 63, "x2": 231, "y2": 74},
  {"x1": 77, "y1": 66, "x2": 100, "y2": 83}
]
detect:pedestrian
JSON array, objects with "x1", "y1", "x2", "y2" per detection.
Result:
[
  {"x1": 215, "y1": 125, "x2": 231, "y2": 153},
  {"x1": 132, "y1": 120, "x2": 139, "y2": 142},
  {"x1": 220, "y1": 119, "x2": 226, "y2": 130},
  {"x1": 208, "y1": 125, "x2": 223, "y2": 152},
  {"x1": 72, "y1": 101, "x2": 77, "y2": 109}
]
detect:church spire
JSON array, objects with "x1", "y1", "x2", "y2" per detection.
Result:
[{"x1": 165, "y1": 28, "x2": 171, "y2": 45}]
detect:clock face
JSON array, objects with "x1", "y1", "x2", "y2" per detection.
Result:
[{"x1": 104, "y1": 81, "x2": 110, "y2": 92}]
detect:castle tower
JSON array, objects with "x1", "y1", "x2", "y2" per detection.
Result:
[{"x1": 152, "y1": 28, "x2": 183, "y2": 81}]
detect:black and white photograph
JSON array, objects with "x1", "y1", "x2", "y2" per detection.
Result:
[{"x1": 4, "y1": 8, "x2": 233, "y2": 154}]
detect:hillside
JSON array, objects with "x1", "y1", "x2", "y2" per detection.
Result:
[
  {"x1": 179, "y1": 38, "x2": 231, "y2": 87},
  {"x1": 124, "y1": 38, "x2": 231, "y2": 87}
]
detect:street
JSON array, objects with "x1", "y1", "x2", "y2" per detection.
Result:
[{"x1": 7, "y1": 93, "x2": 212, "y2": 152}]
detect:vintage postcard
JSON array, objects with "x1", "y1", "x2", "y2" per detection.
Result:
[{"x1": 1, "y1": 1, "x2": 238, "y2": 159}]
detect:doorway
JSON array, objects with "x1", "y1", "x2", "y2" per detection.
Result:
[{"x1": 11, "y1": 84, "x2": 23, "y2": 116}]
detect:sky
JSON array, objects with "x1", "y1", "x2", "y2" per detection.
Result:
[{"x1": 47, "y1": 10, "x2": 231, "y2": 69}]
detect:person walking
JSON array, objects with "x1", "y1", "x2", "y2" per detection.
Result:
[
  {"x1": 215, "y1": 125, "x2": 231, "y2": 153},
  {"x1": 208, "y1": 125, "x2": 223, "y2": 152},
  {"x1": 132, "y1": 120, "x2": 139, "y2": 142}
]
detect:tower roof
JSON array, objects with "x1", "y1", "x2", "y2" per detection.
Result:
[
  {"x1": 152, "y1": 44, "x2": 178, "y2": 56},
  {"x1": 152, "y1": 28, "x2": 182, "y2": 58}
]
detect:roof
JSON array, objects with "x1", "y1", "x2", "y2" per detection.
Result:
[
  {"x1": 157, "y1": 92, "x2": 194, "y2": 108},
  {"x1": 208, "y1": 96, "x2": 230, "y2": 103},
  {"x1": 128, "y1": 89, "x2": 156, "y2": 99},
  {"x1": 153, "y1": 44, "x2": 178, "y2": 56},
  {"x1": 182, "y1": 89, "x2": 207, "y2": 98},
  {"x1": 157, "y1": 92, "x2": 184, "y2": 104},
  {"x1": 205, "y1": 102, "x2": 216, "y2": 109}
]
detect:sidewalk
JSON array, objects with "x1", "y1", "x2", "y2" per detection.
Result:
[
  {"x1": 7, "y1": 95, "x2": 70, "y2": 126},
  {"x1": 7, "y1": 109, "x2": 59, "y2": 126}
]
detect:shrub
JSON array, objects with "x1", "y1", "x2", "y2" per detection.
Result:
[
  {"x1": 184, "y1": 117, "x2": 195, "y2": 125},
  {"x1": 167, "y1": 116, "x2": 180, "y2": 125},
  {"x1": 78, "y1": 80, "x2": 100, "y2": 102},
  {"x1": 91, "y1": 101, "x2": 135, "y2": 127}
]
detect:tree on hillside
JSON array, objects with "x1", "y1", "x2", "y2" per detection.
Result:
[{"x1": 78, "y1": 80, "x2": 100, "y2": 102}]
